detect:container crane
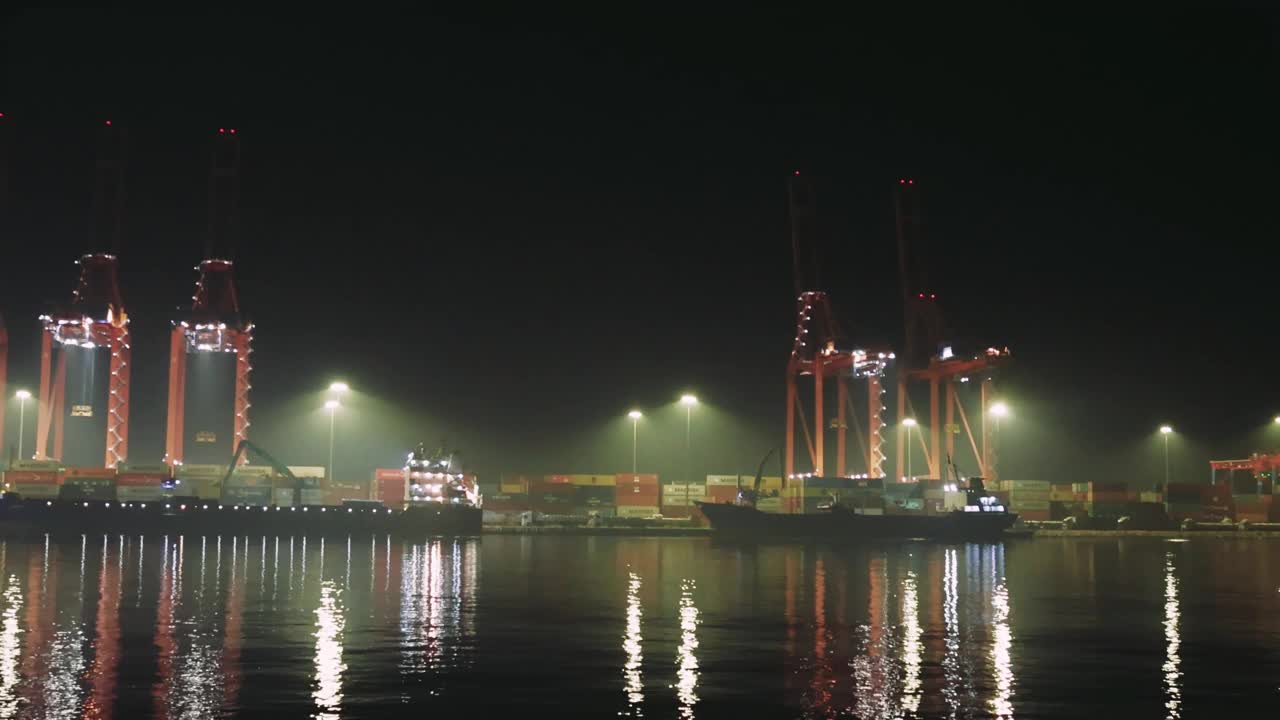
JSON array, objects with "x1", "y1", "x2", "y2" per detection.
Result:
[
  {"x1": 893, "y1": 179, "x2": 1010, "y2": 482},
  {"x1": 165, "y1": 127, "x2": 252, "y2": 467},
  {"x1": 34, "y1": 120, "x2": 131, "y2": 467},
  {"x1": 783, "y1": 173, "x2": 892, "y2": 479}
]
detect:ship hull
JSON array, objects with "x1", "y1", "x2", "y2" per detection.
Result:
[
  {"x1": 0, "y1": 498, "x2": 482, "y2": 537},
  {"x1": 696, "y1": 501, "x2": 1017, "y2": 541}
]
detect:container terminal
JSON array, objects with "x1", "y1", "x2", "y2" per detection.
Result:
[{"x1": 1, "y1": 120, "x2": 1277, "y2": 538}]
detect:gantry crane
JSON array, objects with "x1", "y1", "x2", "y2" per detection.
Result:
[
  {"x1": 35, "y1": 121, "x2": 131, "y2": 467},
  {"x1": 165, "y1": 127, "x2": 252, "y2": 467},
  {"x1": 893, "y1": 179, "x2": 1010, "y2": 482},
  {"x1": 783, "y1": 173, "x2": 892, "y2": 479}
]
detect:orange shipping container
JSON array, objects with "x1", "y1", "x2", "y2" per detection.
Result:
[
  {"x1": 545, "y1": 475, "x2": 573, "y2": 485},
  {"x1": 373, "y1": 468, "x2": 404, "y2": 482},
  {"x1": 3, "y1": 470, "x2": 60, "y2": 485},
  {"x1": 616, "y1": 473, "x2": 659, "y2": 486}
]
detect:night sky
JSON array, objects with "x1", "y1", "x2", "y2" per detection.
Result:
[{"x1": 1, "y1": 9, "x2": 1277, "y2": 485}]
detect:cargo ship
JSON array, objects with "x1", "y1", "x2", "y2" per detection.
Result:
[
  {"x1": 0, "y1": 441, "x2": 481, "y2": 537},
  {"x1": 696, "y1": 453, "x2": 1018, "y2": 540}
]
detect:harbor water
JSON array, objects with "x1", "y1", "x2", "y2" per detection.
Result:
[{"x1": 0, "y1": 534, "x2": 1276, "y2": 718}]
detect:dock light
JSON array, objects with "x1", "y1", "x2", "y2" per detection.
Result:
[
  {"x1": 1273, "y1": 415, "x2": 1280, "y2": 425},
  {"x1": 680, "y1": 394, "x2": 697, "y2": 406},
  {"x1": 902, "y1": 418, "x2": 918, "y2": 480},
  {"x1": 990, "y1": 402, "x2": 1009, "y2": 418},
  {"x1": 328, "y1": 381, "x2": 349, "y2": 393},
  {"x1": 1159, "y1": 426, "x2": 1174, "y2": 489},
  {"x1": 627, "y1": 410, "x2": 643, "y2": 474}
]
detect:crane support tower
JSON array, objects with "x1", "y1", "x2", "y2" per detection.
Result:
[
  {"x1": 893, "y1": 179, "x2": 1010, "y2": 482},
  {"x1": 783, "y1": 173, "x2": 893, "y2": 479},
  {"x1": 34, "y1": 121, "x2": 131, "y2": 467},
  {"x1": 165, "y1": 127, "x2": 252, "y2": 467}
]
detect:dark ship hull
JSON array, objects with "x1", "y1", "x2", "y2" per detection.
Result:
[
  {"x1": 0, "y1": 497, "x2": 482, "y2": 537},
  {"x1": 696, "y1": 501, "x2": 1017, "y2": 541}
]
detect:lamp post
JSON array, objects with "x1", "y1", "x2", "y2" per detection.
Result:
[
  {"x1": 990, "y1": 401, "x2": 1009, "y2": 433},
  {"x1": 15, "y1": 390, "x2": 31, "y2": 460},
  {"x1": 326, "y1": 399, "x2": 341, "y2": 481},
  {"x1": 902, "y1": 418, "x2": 918, "y2": 481},
  {"x1": 628, "y1": 410, "x2": 643, "y2": 475},
  {"x1": 1159, "y1": 425, "x2": 1173, "y2": 489},
  {"x1": 680, "y1": 394, "x2": 698, "y2": 504}
]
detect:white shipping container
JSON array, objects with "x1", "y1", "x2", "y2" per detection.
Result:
[
  {"x1": 705, "y1": 475, "x2": 742, "y2": 487},
  {"x1": 943, "y1": 491, "x2": 968, "y2": 511},
  {"x1": 299, "y1": 489, "x2": 325, "y2": 506},
  {"x1": 287, "y1": 466, "x2": 326, "y2": 479},
  {"x1": 662, "y1": 484, "x2": 706, "y2": 495},
  {"x1": 615, "y1": 505, "x2": 660, "y2": 518},
  {"x1": 236, "y1": 465, "x2": 274, "y2": 478},
  {"x1": 273, "y1": 489, "x2": 296, "y2": 507}
]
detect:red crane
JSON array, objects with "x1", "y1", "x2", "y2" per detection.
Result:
[
  {"x1": 783, "y1": 173, "x2": 892, "y2": 478},
  {"x1": 164, "y1": 127, "x2": 252, "y2": 467},
  {"x1": 34, "y1": 121, "x2": 131, "y2": 466},
  {"x1": 893, "y1": 179, "x2": 1010, "y2": 482}
]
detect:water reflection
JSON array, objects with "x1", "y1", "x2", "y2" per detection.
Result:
[
  {"x1": 399, "y1": 540, "x2": 478, "y2": 677},
  {"x1": 313, "y1": 580, "x2": 347, "y2": 719},
  {"x1": 990, "y1": 579, "x2": 1014, "y2": 719},
  {"x1": 901, "y1": 569, "x2": 922, "y2": 715},
  {"x1": 675, "y1": 579, "x2": 700, "y2": 719},
  {"x1": 942, "y1": 547, "x2": 961, "y2": 717},
  {"x1": 1163, "y1": 551, "x2": 1181, "y2": 720},
  {"x1": 622, "y1": 570, "x2": 644, "y2": 711},
  {"x1": 0, "y1": 576, "x2": 22, "y2": 717}
]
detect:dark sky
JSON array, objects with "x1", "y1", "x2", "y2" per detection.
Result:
[{"x1": 1, "y1": 8, "x2": 1277, "y2": 485}]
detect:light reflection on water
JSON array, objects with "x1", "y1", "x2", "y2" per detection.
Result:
[
  {"x1": 313, "y1": 580, "x2": 346, "y2": 719},
  {"x1": 622, "y1": 569, "x2": 644, "y2": 713},
  {"x1": 1163, "y1": 551, "x2": 1181, "y2": 720},
  {"x1": 675, "y1": 578, "x2": 700, "y2": 719},
  {"x1": 0, "y1": 536, "x2": 1270, "y2": 717}
]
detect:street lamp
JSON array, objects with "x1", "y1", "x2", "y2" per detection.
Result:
[
  {"x1": 14, "y1": 390, "x2": 31, "y2": 460},
  {"x1": 680, "y1": 394, "x2": 698, "y2": 503},
  {"x1": 628, "y1": 410, "x2": 643, "y2": 475},
  {"x1": 325, "y1": 399, "x2": 341, "y2": 481},
  {"x1": 1273, "y1": 415, "x2": 1280, "y2": 425},
  {"x1": 329, "y1": 381, "x2": 349, "y2": 394},
  {"x1": 902, "y1": 418, "x2": 918, "y2": 481},
  {"x1": 1159, "y1": 425, "x2": 1173, "y2": 489}
]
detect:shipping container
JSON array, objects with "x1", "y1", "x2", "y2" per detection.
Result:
[
  {"x1": 705, "y1": 475, "x2": 742, "y2": 487},
  {"x1": 575, "y1": 486, "x2": 615, "y2": 506},
  {"x1": 569, "y1": 474, "x2": 615, "y2": 486},
  {"x1": 237, "y1": 465, "x2": 274, "y2": 478},
  {"x1": 544, "y1": 475, "x2": 574, "y2": 485},
  {"x1": 175, "y1": 463, "x2": 226, "y2": 478},
  {"x1": 118, "y1": 463, "x2": 171, "y2": 475},
  {"x1": 756, "y1": 497, "x2": 782, "y2": 514},
  {"x1": 299, "y1": 488, "x2": 325, "y2": 506},
  {"x1": 226, "y1": 473, "x2": 270, "y2": 488},
  {"x1": 483, "y1": 494, "x2": 529, "y2": 512},
  {"x1": 615, "y1": 486, "x2": 661, "y2": 505},
  {"x1": 60, "y1": 479, "x2": 115, "y2": 501},
  {"x1": 4, "y1": 470, "x2": 60, "y2": 486},
  {"x1": 616, "y1": 473, "x2": 660, "y2": 486},
  {"x1": 659, "y1": 505, "x2": 692, "y2": 518},
  {"x1": 615, "y1": 505, "x2": 660, "y2": 518},
  {"x1": 706, "y1": 486, "x2": 739, "y2": 504},
  {"x1": 373, "y1": 468, "x2": 405, "y2": 482},
  {"x1": 288, "y1": 466, "x2": 326, "y2": 479},
  {"x1": 14, "y1": 483, "x2": 60, "y2": 499},
  {"x1": 10, "y1": 459, "x2": 61, "y2": 471},
  {"x1": 273, "y1": 488, "x2": 297, "y2": 507},
  {"x1": 223, "y1": 485, "x2": 272, "y2": 506},
  {"x1": 118, "y1": 486, "x2": 163, "y2": 502},
  {"x1": 117, "y1": 473, "x2": 168, "y2": 486},
  {"x1": 177, "y1": 476, "x2": 221, "y2": 500},
  {"x1": 62, "y1": 466, "x2": 116, "y2": 480}
]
